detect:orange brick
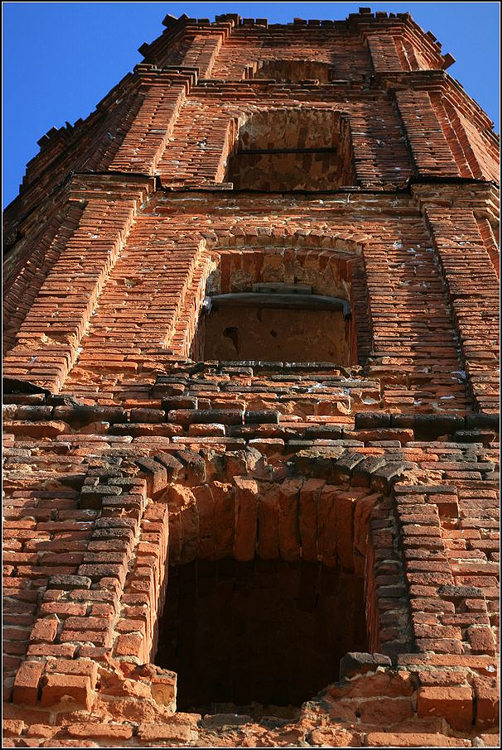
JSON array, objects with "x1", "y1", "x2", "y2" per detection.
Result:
[
  {"x1": 417, "y1": 686, "x2": 473, "y2": 732},
  {"x1": 40, "y1": 674, "x2": 93, "y2": 710},
  {"x1": 473, "y1": 676, "x2": 499, "y2": 729},
  {"x1": 66, "y1": 724, "x2": 133, "y2": 740},
  {"x1": 12, "y1": 661, "x2": 44, "y2": 706}
]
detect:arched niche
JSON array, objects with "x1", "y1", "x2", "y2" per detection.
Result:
[
  {"x1": 188, "y1": 243, "x2": 362, "y2": 365},
  {"x1": 226, "y1": 108, "x2": 356, "y2": 190},
  {"x1": 245, "y1": 59, "x2": 336, "y2": 83}
]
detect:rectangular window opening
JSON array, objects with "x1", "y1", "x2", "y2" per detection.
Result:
[
  {"x1": 155, "y1": 557, "x2": 367, "y2": 717},
  {"x1": 199, "y1": 302, "x2": 352, "y2": 364},
  {"x1": 153, "y1": 477, "x2": 377, "y2": 718},
  {"x1": 226, "y1": 109, "x2": 355, "y2": 191}
]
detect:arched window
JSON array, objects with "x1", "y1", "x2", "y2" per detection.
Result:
[
  {"x1": 226, "y1": 109, "x2": 355, "y2": 191},
  {"x1": 190, "y1": 249, "x2": 360, "y2": 365}
]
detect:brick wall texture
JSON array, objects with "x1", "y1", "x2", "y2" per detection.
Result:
[{"x1": 3, "y1": 9, "x2": 499, "y2": 748}]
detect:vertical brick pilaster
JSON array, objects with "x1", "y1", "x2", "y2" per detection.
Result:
[
  {"x1": 366, "y1": 34, "x2": 403, "y2": 72},
  {"x1": 109, "y1": 72, "x2": 190, "y2": 175},
  {"x1": 183, "y1": 32, "x2": 225, "y2": 78},
  {"x1": 3, "y1": 176, "x2": 154, "y2": 392},
  {"x1": 393, "y1": 484, "x2": 465, "y2": 656},
  {"x1": 395, "y1": 90, "x2": 461, "y2": 176},
  {"x1": 424, "y1": 207, "x2": 499, "y2": 413},
  {"x1": 3, "y1": 202, "x2": 84, "y2": 355}
]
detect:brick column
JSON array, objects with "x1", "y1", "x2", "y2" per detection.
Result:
[
  {"x1": 109, "y1": 68, "x2": 195, "y2": 175},
  {"x1": 395, "y1": 90, "x2": 461, "y2": 176},
  {"x1": 424, "y1": 206, "x2": 499, "y2": 412},
  {"x1": 3, "y1": 175, "x2": 154, "y2": 392},
  {"x1": 366, "y1": 34, "x2": 403, "y2": 72},
  {"x1": 183, "y1": 31, "x2": 226, "y2": 78}
]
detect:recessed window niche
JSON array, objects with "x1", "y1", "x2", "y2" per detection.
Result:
[
  {"x1": 153, "y1": 475, "x2": 379, "y2": 717},
  {"x1": 201, "y1": 284, "x2": 352, "y2": 363},
  {"x1": 190, "y1": 249, "x2": 359, "y2": 365},
  {"x1": 226, "y1": 109, "x2": 355, "y2": 191},
  {"x1": 246, "y1": 59, "x2": 336, "y2": 83}
]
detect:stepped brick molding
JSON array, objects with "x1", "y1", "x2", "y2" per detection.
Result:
[{"x1": 3, "y1": 8, "x2": 499, "y2": 748}]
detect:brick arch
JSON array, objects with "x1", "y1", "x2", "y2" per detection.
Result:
[
  {"x1": 224, "y1": 102, "x2": 352, "y2": 131},
  {"x1": 231, "y1": 53, "x2": 339, "y2": 82},
  {"x1": 244, "y1": 58, "x2": 336, "y2": 83},
  {"x1": 107, "y1": 447, "x2": 415, "y2": 671},
  {"x1": 100, "y1": 446, "x2": 423, "y2": 732},
  {"x1": 201, "y1": 226, "x2": 365, "y2": 303},
  {"x1": 9, "y1": 443, "x2": 496, "y2": 737},
  {"x1": 210, "y1": 31, "x2": 372, "y2": 82},
  {"x1": 166, "y1": 227, "x2": 371, "y2": 362},
  {"x1": 10, "y1": 448, "x2": 411, "y2": 706},
  {"x1": 96, "y1": 447, "x2": 499, "y2": 737},
  {"x1": 208, "y1": 225, "x2": 368, "y2": 251}
]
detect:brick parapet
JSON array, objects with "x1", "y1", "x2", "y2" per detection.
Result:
[{"x1": 156, "y1": 10, "x2": 450, "y2": 75}]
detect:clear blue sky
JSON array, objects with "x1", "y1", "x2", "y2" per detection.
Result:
[{"x1": 3, "y1": 2, "x2": 500, "y2": 208}]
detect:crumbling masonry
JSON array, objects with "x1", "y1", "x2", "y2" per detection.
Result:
[{"x1": 3, "y1": 8, "x2": 499, "y2": 748}]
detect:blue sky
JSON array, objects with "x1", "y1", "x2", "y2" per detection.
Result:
[{"x1": 3, "y1": 2, "x2": 500, "y2": 207}]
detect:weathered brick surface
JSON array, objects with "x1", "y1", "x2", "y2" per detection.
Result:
[{"x1": 3, "y1": 8, "x2": 498, "y2": 748}]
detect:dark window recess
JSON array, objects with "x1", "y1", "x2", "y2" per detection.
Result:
[{"x1": 155, "y1": 558, "x2": 367, "y2": 716}]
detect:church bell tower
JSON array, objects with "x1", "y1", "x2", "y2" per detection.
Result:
[{"x1": 3, "y1": 8, "x2": 499, "y2": 747}]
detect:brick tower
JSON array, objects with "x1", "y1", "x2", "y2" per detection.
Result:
[{"x1": 3, "y1": 8, "x2": 499, "y2": 747}]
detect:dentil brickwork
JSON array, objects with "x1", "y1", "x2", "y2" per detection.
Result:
[{"x1": 3, "y1": 8, "x2": 499, "y2": 748}]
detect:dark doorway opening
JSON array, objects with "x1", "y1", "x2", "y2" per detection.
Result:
[{"x1": 155, "y1": 557, "x2": 367, "y2": 715}]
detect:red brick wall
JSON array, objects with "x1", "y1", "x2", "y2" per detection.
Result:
[{"x1": 3, "y1": 8, "x2": 499, "y2": 748}]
